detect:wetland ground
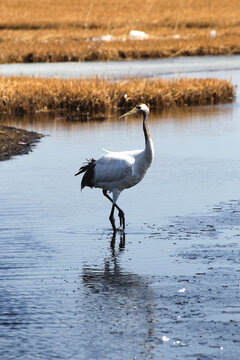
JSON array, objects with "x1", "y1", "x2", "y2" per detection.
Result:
[{"x1": 0, "y1": 0, "x2": 240, "y2": 63}]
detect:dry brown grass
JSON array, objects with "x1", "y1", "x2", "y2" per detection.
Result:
[
  {"x1": 0, "y1": 76, "x2": 234, "y2": 115},
  {"x1": 1, "y1": 31, "x2": 240, "y2": 63},
  {"x1": 0, "y1": 0, "x2": 240, "y2": 63},
  {"x1": 1, "y1": 0, "x2": 239, "y2": 30}
]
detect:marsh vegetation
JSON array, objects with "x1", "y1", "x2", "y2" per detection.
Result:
[
  {"x1": 0, "y1": 76, "x2": 234, "y2": 115},
  {"x1": 0, "y1": 0, "x2": 240, "y2": 63}
]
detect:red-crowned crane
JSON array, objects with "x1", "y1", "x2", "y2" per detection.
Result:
[{"x1": 75, "y1": 104, "x2": 154, "y2": 232}]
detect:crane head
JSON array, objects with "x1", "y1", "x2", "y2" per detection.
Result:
[{"x1": 119, "y1": 103, "x2": 150, "y2": 118}]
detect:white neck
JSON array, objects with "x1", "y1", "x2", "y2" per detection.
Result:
[{"x1": 143, "y1": 112, "x2": 154, "y2": 164}]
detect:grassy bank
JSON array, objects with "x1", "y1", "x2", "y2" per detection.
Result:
[
  {"x1": 1, "y1": 33, "x2": 240, "y2": 63},
  {"x1": 0, "y1": 76, "x2": 234, "y2": 115},
  {"x1": 0, "y1": 0, "x2": 240, "y2": 63}
]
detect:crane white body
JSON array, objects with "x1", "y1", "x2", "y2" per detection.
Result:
[
  {"x1": 75, "y1": 104, "x2": 154, "y2": 231},
  {"x1": 94, "y1": 146, "x2": 153, "y2": 202}
]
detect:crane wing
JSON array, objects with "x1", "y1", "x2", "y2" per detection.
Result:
[{"x1": 94, "y1": 153, "x2": 135, "y2": 184}]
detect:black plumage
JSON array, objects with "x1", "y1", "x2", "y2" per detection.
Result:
[{"x1": 75, "y1": 158, "x2": 96, "y2": 190}]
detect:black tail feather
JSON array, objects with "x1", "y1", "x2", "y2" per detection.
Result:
[{"x1": 75, "y1": 158, "x2": 96, "y2": 190}]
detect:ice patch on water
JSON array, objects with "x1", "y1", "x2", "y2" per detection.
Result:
[{"x1": 178, "y1": 287, "x2": 186, "y2": 293}]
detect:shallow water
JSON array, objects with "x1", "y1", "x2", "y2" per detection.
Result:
[
  {"x1": 1, "y1": 59, "x2": 240, "y2": 359},
  {"x1": 1, "y1": 55, "x2": 240, "y2": 79}
]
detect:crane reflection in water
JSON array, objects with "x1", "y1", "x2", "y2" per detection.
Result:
[{"x1": 80, "y1": 232, "x2": 160, "y2": 359}]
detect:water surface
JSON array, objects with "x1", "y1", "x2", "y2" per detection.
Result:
[
  {"x1": 1, "y1": 55, "x2": 240, "y2": 79},
  {"x1": 0, "y1": 60, "x2": 240, "y2": 359}
]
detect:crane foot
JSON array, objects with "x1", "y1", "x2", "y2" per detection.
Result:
[{"x1": 118, "y1": 209, "x2": 125, "y2": 230}]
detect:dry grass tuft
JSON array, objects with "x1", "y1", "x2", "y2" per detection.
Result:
[{"x1": 0, "y1": 76, "x2": 234, "y2": 115}]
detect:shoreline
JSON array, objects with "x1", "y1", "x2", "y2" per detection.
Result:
[{"x1": 0, "y1": 126, "x2": 43, "y2": 161}]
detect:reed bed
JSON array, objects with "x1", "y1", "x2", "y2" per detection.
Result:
[
  {"x1": 0, "y1": 76, "x2": 234, "y2": 115},
  {"x1": 0, "y1": 0, "x2": 240, "y2": 63},
  {"x1": 1, "y1": 32, "x2": 240, "y2": 63}
]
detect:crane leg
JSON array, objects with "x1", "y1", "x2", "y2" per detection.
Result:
[
  {"x1": 109, "y1": 204, "x2": 116, "y2": 232},
  {"x1": 103, "y1": 190, "x2": 125, "y2": 230}
]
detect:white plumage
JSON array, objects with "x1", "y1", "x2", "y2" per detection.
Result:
[{"x1": 75, "y1": 103, "x2": 154, "y2": 232}]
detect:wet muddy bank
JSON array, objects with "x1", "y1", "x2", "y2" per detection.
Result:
[{"x1": 0, "y1": 125, "x2": 43, "y2": 161}]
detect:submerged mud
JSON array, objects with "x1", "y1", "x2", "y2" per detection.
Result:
[
  {"x1": 74, "y1": 201, "x2": 240, "y2": 359},
  {"x1": 138, "y1": 200, "x2": 240, "y2": 359}
]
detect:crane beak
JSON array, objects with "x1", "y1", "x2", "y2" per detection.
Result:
[{"x1": 119, "y1": 107, "x2": 138, "y2": 118}]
